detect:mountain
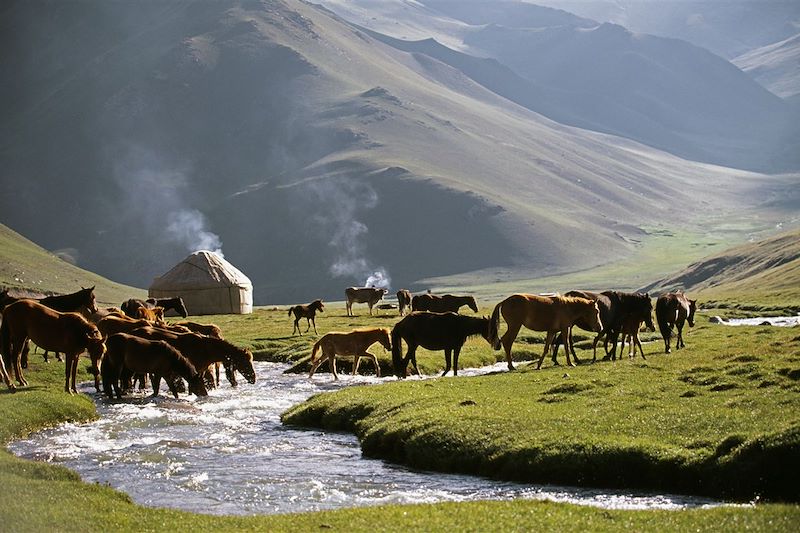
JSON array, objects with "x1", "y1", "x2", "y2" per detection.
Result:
[
  {"x1": 733, "y1": 33, "x2": 800, "y2": 99},
  {"x1": 1, "y1": 0, "x2": 798, "y2": 304},
  {"x1": 0, "y1": 223, "x2": 145, "y2": 306},
  {"x1": 642, "y1": 228, "x2": 800, "y2": 304}
]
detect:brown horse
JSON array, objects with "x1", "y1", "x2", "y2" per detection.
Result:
[
  {"x1": 411, "y1": 294, "x2": 479, "y2": 314},
  {"x1": 656, "y1": 292, "x2": 697, "y2": 353},
  {"x1": 130, "y1": 326, "x2": 256, "y2": 388},
  {"x1": 175, "y1": 321, "x2": 223, "y2": 339},
  {"x1": 288, "y1": 299, "x2": 324, "y2": 335},
  {"x1": 309, "y1": 328, "x2": 391, "y2": 379},
  {"x1": 345, "y1": 287, "x2": 387, "y2": 316},
  {"x1": 618, "y1": 314, "x2": 647, "y2": 360},
  {"x1": 122, "y1": 297, "x2": 187, "y2": 319},
  {"x1": 97, "y1": 315, "x2": 157, "y2": 338},
  {"x1": 102, "y1": 333, "x2": 207, "y2": 399},
  {"x1": 136, "y1": 306, "x2": 165, "y2": 323},
  {"x1": 489, "y1": 294, "x2": 603, "y2": 370},
  {"x1": 0, "y1": 300, "x2": 106, "y2": 393},
  {"x1": 396, "y1": 289, "x2": 412, "y2": 316},
  {"x1": 391, "y1": 312, "x2": 493, "y2": 377}
]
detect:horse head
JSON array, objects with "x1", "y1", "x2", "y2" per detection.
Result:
[
  {"x1": 232, "y1": 347, "x2": 256, "y2": 384},
  {"x1": 314, "y1": 299, "x2": 324, "y2": 312},
  {"x1": 188, "y1": 374, "x2": 209, "y2": 397},
  {"x1": 687, "y1": 299, "x2": 697, "y2": 327},
  {"x1": 81, "y1": 286, "x2": 98, "y2": 314},
  {"x1": 378, "y1": 328, "x2": 392, "y2": 351},
  {"x1": 589, "y1": 302, "x2": 603, "y2": 333},
  {"x1": 467, "y1": 297, "x2": 479, "y2": 313}
]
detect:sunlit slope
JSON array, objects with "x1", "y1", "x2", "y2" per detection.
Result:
[
  {"x1": 644, "y1": 228, "x2": 800, "y2": 306},
  {"x1": 0, "y1": 224, "x2": 144, "y2": 305},
  {"x1": 2, "y1": 0, "x2": 798, "y2": 303}
]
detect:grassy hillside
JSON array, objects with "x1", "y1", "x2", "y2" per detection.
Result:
[
  {"x1": 0, "y1": 223, "x2": 145, "y2": 306},
  {"x1": 643, "y1": 228, "x2": 800, "y2": 313}
]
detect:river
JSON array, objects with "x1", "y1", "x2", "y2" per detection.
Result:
[{"x1": 9, "y1": 362, "x2": 725, "y2": 515}]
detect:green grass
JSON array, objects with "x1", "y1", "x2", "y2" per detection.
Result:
[{"x1": 2, "y1": 304, "x2": 799, "y2": 530}]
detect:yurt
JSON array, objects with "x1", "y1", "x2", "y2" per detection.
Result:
[{"x1": 149, "y1": 251, "x2": 253, "y2": 315}]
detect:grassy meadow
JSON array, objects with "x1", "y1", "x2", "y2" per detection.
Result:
[{"x1": 1, "y1": 296, "x2": 799, "y2": 531}]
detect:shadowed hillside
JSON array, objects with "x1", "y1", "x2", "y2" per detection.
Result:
[
  {"x1": 1, "y1": 0, "x2": 798, "y2": 304},
  {"x1": 734, "y1": 33, "x2": 800, "y2": 100}
]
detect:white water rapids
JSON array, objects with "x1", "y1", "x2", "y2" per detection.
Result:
[{"x1": 9, "y1": 362, "x2": 726, "y2": 515}]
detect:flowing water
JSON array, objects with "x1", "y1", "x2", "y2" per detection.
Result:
[{"x1": 10, "y1": 362, "x2": 725, "y2": 515}]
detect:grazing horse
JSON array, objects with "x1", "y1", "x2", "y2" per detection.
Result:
[
  {"x1": 130, "y1": 326, "x2": 256, "y2": 388},
  {"x1": 345, "y1": 287, "x2": 388, "y2": 316},
  {"x1": 391, "y1": 312, "x2": 493, "y2": 377},
  {"x1": 0, "y1": 300, "x2": 106, "y2": 393},
  {"x1": 309, "y1": 328, "x2": 391, "y2": 379},
  {"x1": 288, "y1": 300, "x2": 324, "y2": 335},
  {"x1": 489, "y1": 294, "x2": 602, "y2": 370},
  {"x1": 146, "y1": 297, "x2": 188, "y2": 318},
  {"x1": 411, "y1": 294, "x2": 479, "y2": 314},
  {"x1": 656, "y1": 292, "x2": 697, "y2": 353},
  {"x1": 102, "y1": 333, "x2": 207, "y2": 399},
  {"x1": 396, "y1": 289, "x2": 412, "y2": 316}
]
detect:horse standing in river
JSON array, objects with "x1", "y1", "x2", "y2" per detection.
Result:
[
  {"x1": 411, "y1": 294, "x2": 479, "y2": 314},
  {"x1": 391, "y1": 312, "x2": 493, "y2": 377},
  {"x1": 288, "y1": 299, "x2": 324, "y2": 335},
  {"x1": 309, "y1": 328, "x2": 391, "y2": 379},
  {"x1": 656, "y1": 292, "x2": 696, "y2": 353},
  {"x1": 0, "y1": 299, "x2": 106, "y2": 393},
  {"x1": 489, "y1": 294, "x2": 602, "y2": 370}
]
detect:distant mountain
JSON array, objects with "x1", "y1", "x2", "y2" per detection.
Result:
[
  {"x1": 733, "y1": 33, "x2": 800, "y2": 99},
  {"x1": 1, "y1": 0, "x2": 798, "y2": 304},
  {"x1": 642, "y1": 228, "x2": 800, "y2": 300},
  {"x1": 322, "y1": 0, "x2": 800, "y2": 172}
]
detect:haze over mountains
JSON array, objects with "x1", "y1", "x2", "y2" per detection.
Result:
[{"x1": 1, "y1": 0, "x2": 798, "y2": 304}]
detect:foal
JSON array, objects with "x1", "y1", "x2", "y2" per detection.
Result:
[
  {"x1": 309, "y1": 328, "x2": 391, "y2": 379},
  {"x1": 288, "y1": 299, "x2": 324, "y2": 335}
]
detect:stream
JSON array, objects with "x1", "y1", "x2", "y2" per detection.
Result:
[{"x1": 9, "y1": 362, "x2": 726, "y2": 515}]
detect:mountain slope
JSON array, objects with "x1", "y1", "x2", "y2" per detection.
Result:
[
  {"x1": 733, "y1": 33, "x2": 800, "y2": 99},
  {"x1": 643, "y1": 228, "x2": 800, "y2": 304},
  {"x1": 0, "y1": 223, "x2": 145, "y2": 305},
  {"x1": 1, "y1": 0, "x2": 798, "y2": 304}
]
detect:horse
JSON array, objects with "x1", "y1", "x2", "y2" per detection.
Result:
[
  {"x1": 656, "y1": 292, "x2": 697, "y2": 353},
  {"x1": 345, "y1": 287, "x2": 388, "y2": 316},
  {"x1": 175, "y1": 321, "x2": 224, "y2": 384},
  {"x1": 618, "y1": 313, "x2": 648, "y2": 360},
  {"x1": 102, "y1": 333, "x2": 208, "y2": 399},
  {"x1": 135, "y1": 306, "x2": 165, "y2": 323},
  {"x1": 97, "y1": 315, "x2": 158, "y2": 339},
  {"x1": 552, "y1": 290, "x2": 654, "y2": 363},
  {"x1": 396, "y1": 289, "x2": 412, "y2": 316},
  {"x1": 488, "y1": 294, "x2": 603, "y2": 370},
  {"x1": 411, "y1": 294, "x2": 479, "y2": 314},
  {"x1": 288, "y1": 300, "x2": 324, "y2": 335},
  {"x1": 147, "y1": 297, "x2": 188, "y2": 318},
  {"x1": 0, "y1": 299, "x2": 106, "y2": 393},
  {"x1": 309, "y1": 328, "x2": 391, "y2": 379},
  {"x1": 130, "y1": 326, "x2": 256, "y2": 388},
  {"x1": 391, "y1": 312, "x2": 493, "y2": 377}
]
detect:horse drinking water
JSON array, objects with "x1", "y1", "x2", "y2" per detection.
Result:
[{"x1": 309, "y1": 328, "x2": 391, "y2": 379}]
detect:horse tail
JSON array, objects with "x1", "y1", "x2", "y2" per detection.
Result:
[
  {"x1": 391, "y1": 327, "x2": 404, "y2": 377},
  {"x1": 287, "y1": 306, "x2": 294, "y2": 317},
  {"x1": 310, "y1": 338, "x2": 322, "y2": 364},
  {"x1": 0, "y1": 317, "x2": 10, "y2": 368},
  {"x1": 489, "y1": 301, "x2": 503, "y2": 350}
]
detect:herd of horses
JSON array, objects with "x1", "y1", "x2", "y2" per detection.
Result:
[
  {"x1": 0, "y1": 283, "x2": 697, "y2": 394},
  {"x1": 0, "y1": 288, "x2": 255, "y2": 398},
  {"x1": 302, "y1": 286, "x2": 697, "y2": 380}
]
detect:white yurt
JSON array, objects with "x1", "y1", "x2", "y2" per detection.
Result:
[{"x1": 148, "y1": 251, "x2": 253, "y2": 315}]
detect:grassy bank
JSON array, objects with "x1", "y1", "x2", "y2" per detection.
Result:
[
  {"x1": 283, "y1": 313, "x2": 800, "y2": 502},
  {"x1": 2, "y1": 304, "x2": 799, "y2": 530}
]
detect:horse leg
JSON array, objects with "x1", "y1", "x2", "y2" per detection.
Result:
[
  {"x1": 354, "y1": 354, "x2": 362, "y2": 376},
  {"x1": 561, "y1": 329, "x2": 575, "y2": 367},
  {"x1": 551, "y1": 334, "x2": 561, "y2": 364},
  {"x1": 328, "y1": 348, "x2": 339, "y2": 380},
  {"x1": 442, "y1": 349, "x2": 452, "y2": 377},
  {"x1": 63, "y1": 353, "x2": 75, "y2": 393},
  {"x1": 0, "y1": 349, "x2": 12, "y2": 391},
  {"x1": 311, "y1": 318, "x2": 318, "y2": 335},
  {"x1": 453, "y1": 345, "x2": 463, "y2": 377},
  {"x1": 500, "y1": 322, "x2": 522, "y2": 371},
  {"x1": 568, "y1": 327, "x2": 581, "y2": 364},
  {"x1": 537, "y1": 331, "x2": 556, "y2": 370},
  {"x1": 308, "y1": 355, "x2": 324, "y2": 378},
  {"x1": 151, "y1": 374, "x2": 162, "y2": 396},
  {"x1": 676, "y1": 321, "x2": 685, "y2": 349},
  {"x1": 12, "y1": 337, "x2": 28, "y2": 387},
  {"x1": 293, "y1": 318, "x2": 301, "y2": 336},
  {"x1": 365, "y1": 351, "x2": 380, "y2": 377},
  {"x1": 636, "y1": 333, "x2": 646, "y2": 360},
  {"x1": 305, "y1": 318, "x2": 311, "y2": 333},
  {"x1": 404, "y1": 345, "x2": 420, "y2": 376},
  {"x1": 164, "y1": 375, "x2": 180, "y2": 399}
]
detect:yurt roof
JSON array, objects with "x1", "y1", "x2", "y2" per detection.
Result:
[{"x1": 150, "y1": 251, "x2": 252, "y2": 291}]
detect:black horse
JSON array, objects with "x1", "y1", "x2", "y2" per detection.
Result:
[
  {"x1": 411, "y1": 294, "x2": 479, "y2": 314},
  {"x1": 122, "y1": 297, "x2": 188, "y2": 319},
  {"x1": 391, "y1": 311, "x2": 492, "y2": 377},
  {"x1": 552, "y1": 290, "x2": 654, "y2": 363},
  {"x1": 288, "y1": 299, "x2": 324, "y2": 335},
  {"x1": 656, "y1": 292, "x2": 696, "y2": 353}
]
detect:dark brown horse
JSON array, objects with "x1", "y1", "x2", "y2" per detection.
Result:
[
  {"x1": 411, "y1": 293, "x2": 479, "y2": 314},
  {"x1": 391, "y1": 312, "x2": 493, "y2": 377},
  {"x1": 288, "y1": 299, "x2": 324, "y2": 335},
  {"x1": 130, "y1": 326, "x2": 256, "y2": 387},
  {"x1": 122, "y1": 297, "x2": 188, "y2": 319},
  {"x1": 656, "y1": 292, "x2": 697, "y2": 353},
  {"x1": 309, "y1": 328, "x2": 391, "y2": 379},
  {"x1": 102, "y1": 333, "x2": 208, "y2": 399},
  {"x1": 0, "y1": 300, "x2": 106, "y2": 393},
  {"x1": 489, "y1": 294, "x2": 603, "y2": 370},
  {"x1": 396, "y1": 289, "x2": 412, "y2": 316},
  {"x1": 345, "y1": 287, "x2": 387, "y2": 316}
]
